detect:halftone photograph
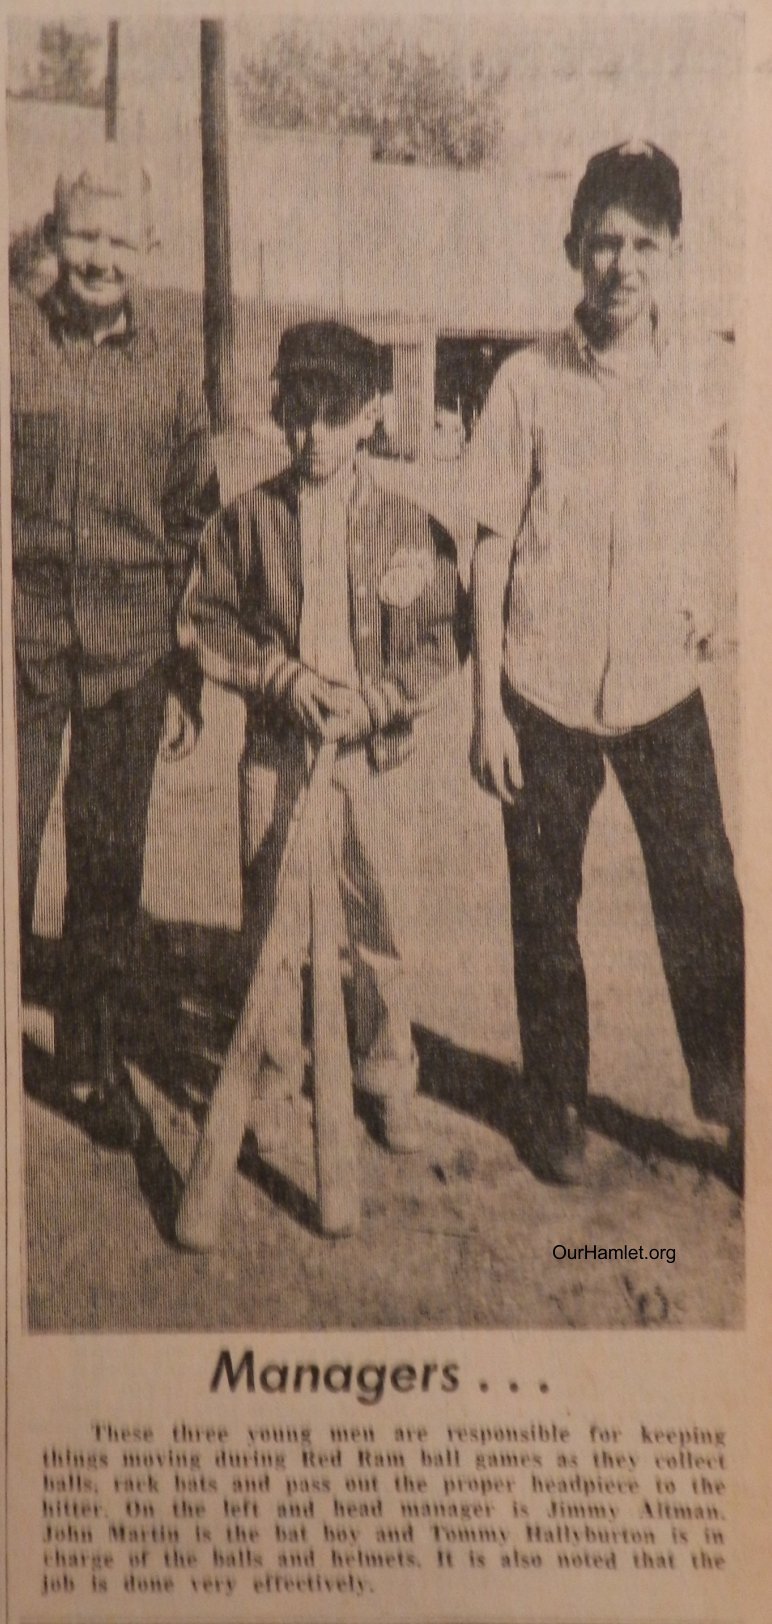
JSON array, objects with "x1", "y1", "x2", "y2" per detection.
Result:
[{"x1": 8, "y1": 11, "x2": 744, "y2": 1333}]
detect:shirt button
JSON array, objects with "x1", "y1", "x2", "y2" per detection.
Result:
[
  {"x1": 356, "y1": 586, "x2": 367, "y2": 600},
  {"x1": 81, "y1": 526, "x2": 90, "y2": 540},
  {"x1": 360, "y1": 626, "x2": 373, "y2": 640}
]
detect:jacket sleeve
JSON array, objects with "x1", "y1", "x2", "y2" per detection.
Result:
[
  {"x1": 179, "y1": 501, "x2": 300, "y2": 698},
  {"x1": 380, "y1": 525, "x2": 468, "y2": 713},
  {"x1": 363, "y1": 543, "x2": 466, "y2": 771},
  {"x1": 162, "y1": 376, "x2": 216, "y2": 561}
]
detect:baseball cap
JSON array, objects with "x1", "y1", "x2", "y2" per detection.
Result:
[{"x1": 272, "y1": 321, "x2": 385, "y2": 398}]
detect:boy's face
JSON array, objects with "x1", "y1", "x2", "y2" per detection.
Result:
[
  {"x1": 281, "y1": 375, "x2": 378, "y2": 483},
  {"x1": 576, "y1": 202, "x2": 676, "y2": 335},
  {"x1": 57, "y1": 189, "x2": 143, "y2": 321}
]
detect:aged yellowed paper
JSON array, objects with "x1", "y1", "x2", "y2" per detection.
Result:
[{"x1": 1, "y1": 1, "x2": 771, "y2": 1621}]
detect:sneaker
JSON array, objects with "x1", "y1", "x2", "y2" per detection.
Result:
[
  {"x1": 531, "y1": 1105, "x2": 587, "y2": 1186},
  {"x1": 354, "y1": 1054, "x2": 422, "y2": 1154},
  {"x1": 249, "y1": 1059, "x2": 308, "y2": 1156},
  {"x1": 381, "y1": 1094, "x2": 422, "y2": 1155}
]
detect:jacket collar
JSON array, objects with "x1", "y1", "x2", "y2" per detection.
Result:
[{"x1": 272, "y1": 451, "x2": 374, "y2": 517}]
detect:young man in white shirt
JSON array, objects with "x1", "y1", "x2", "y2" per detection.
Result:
[{"x1": 468, "y1": 142, "x2": 743, "y2": 1188}]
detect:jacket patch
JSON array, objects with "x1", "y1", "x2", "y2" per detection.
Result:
[{"x1": 377, "y1": 547, "x2": 435, "y2": 608}]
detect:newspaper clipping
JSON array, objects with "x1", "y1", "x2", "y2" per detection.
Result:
[{"x1": 2, "y1": 2, "x2": 771, "y2": 1621}]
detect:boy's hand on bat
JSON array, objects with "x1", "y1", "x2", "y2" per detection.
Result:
[
  {"x1": 286, "y1": 669, "x2": 354, "y2": 739},
  {"x1": 331, "y1": 690, "x2": 373, "y2": 744}
]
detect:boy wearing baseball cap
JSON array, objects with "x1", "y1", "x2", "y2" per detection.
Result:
[
  {"x1": 186, "y1": 319, "x2": 462, "y2": 1153},
  {"x1": 468, "y1": 142, "x2": 743, "y2": 1187}
]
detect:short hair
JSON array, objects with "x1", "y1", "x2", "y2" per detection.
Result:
[
  {"x1": 52, "y1": 154, "x2": 157, "y2": 250},
  {"x1": 566, "y1": 141, "x2": 682, "y2": 261}
]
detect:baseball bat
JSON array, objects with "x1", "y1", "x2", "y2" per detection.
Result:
[
  {"x1": 176, "y1": 674, "x2": 462, "y2": 1251},
  {"x1": 176, "y1": 743, "x2": 337, "y2": 1251},
  {"x1": 308, "y1": 752, "x2": 359, "y2": 1236},
  {"x1": 305, "y1": 672, "x2": 461, "y2": 1233}
]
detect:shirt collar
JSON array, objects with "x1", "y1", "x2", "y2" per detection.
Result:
[
  {"x1": 572, "y1": 302, "x2": 669, "y2": 376},
  {"x1": 297, "y1": 451, "x2": 370, "y2": 512},
  {"x1": 39, "y1": 278, "x2": 156, "y2": 358}
]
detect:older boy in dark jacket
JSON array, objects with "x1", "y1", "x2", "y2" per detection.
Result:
[{"x1": 12, "y1": 155, "x2": 211, "y2": 1148}]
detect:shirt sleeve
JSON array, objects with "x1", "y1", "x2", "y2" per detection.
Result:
[
  {"x1": 462, "y1": 358, "x2": 535, "y2": 540},
  {"x1": 387, "y1": 558, "x2": 466, "y2": 706},
  {"x1": 179, "y1": 502, "x2": 300, "y2": 698},
  {"x1": 682, "y1": 338, "x2": 737, "y2": 645},
  {"x1": 704, "y1": 415, "x2": 737, "y2": 646}
]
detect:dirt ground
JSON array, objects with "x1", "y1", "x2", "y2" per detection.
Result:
[{"x1": 21, "y1": 661, "x2": 743, "y2": 1333}]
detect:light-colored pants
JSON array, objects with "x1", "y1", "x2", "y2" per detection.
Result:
[{"x1": 239, "y1": 730, "x2": 419, "y2": 1098}]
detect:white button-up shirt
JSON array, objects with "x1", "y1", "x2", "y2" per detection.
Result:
[{"x1": 466, "y1": 317, "x2": 735, "y2": 733}]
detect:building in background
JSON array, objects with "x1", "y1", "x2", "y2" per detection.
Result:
[
  {"x1": 6, "y1": 13, "x2": 742, "y2": 934},
  {"x1": 7, "y1": 13, "x2": 742, "y2": 464}
]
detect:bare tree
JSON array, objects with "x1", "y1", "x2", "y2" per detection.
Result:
[{"x1": 237, "y1": 24, "x2": 510, "y2": 169}]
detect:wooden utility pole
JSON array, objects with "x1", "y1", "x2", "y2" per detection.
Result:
[
  {"x1": 105, "y1": 21, "x2": 119, "y2": 140},
  {"x1": 200, "y1": 19, "x2": 234, "y2": 430},
  {"x1": 180, "y1": 24, "x2": 362, "y2": 1252}
]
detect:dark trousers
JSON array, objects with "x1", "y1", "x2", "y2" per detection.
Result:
[
  {"x1": 501, "y1": 686, "x2": 744, "y2": 1131},
  {"x1": 17, "y1": 658, "x2": 168, "y2": 1077}
]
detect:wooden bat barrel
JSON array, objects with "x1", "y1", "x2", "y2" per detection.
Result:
[
  {"x1": 177, "y1": 742, "x2": 361, "y2": 1249},
  {"x1": 308, "y1": 751, "x2": 360, "y2": 1236}
]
